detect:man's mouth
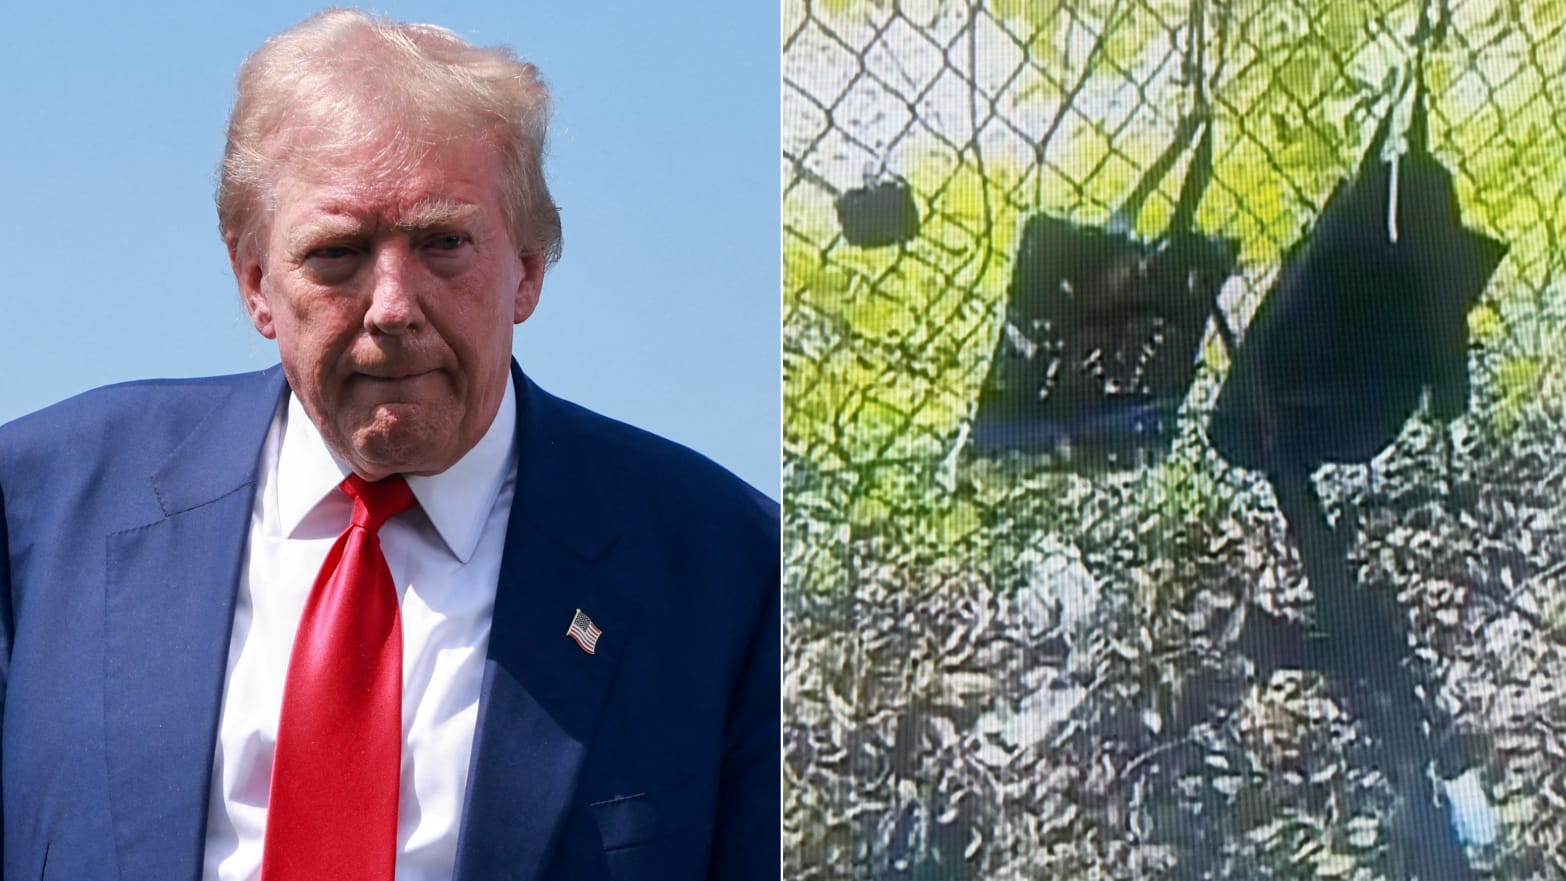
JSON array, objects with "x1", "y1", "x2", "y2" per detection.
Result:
[{"x1": 358, "y1": 368, "x2": 437, "y2": 381}]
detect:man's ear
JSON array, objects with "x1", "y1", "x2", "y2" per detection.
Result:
[
  {"x1": 513, "y1": 251, "x2": 546, "y2": 324},
  {"x1": 230, "y1": 233, "x2": 276, "y2": 339}
]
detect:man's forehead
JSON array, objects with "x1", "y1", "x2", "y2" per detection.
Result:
[
  {"x1": 271, "y1": 120, "x2": 497, "y2": 185},
  {"x1": 283, "y1": 194, "x2": 484, "y2": 227},
  {"x1": 252, "y1": 127, "x2": 509, "y2": 251},
  {"x1": 269, "y1": 144, "x2": 497, "y2": 226}
]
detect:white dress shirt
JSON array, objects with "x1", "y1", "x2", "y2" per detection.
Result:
[{"x1": 202, "y1": 377, "x2": 518, "y2": 881}]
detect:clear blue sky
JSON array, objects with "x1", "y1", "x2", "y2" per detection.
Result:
[{"x1": 0, "y1": 3, "x2": 779, "y2": 498}]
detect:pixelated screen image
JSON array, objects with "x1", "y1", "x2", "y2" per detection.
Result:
[{"x1": 783, "y1": 0, "x2": 1566, "y2": 877}]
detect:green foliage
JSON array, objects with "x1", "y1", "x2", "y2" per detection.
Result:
[
  {"x1": 1481, "y1": 318, "x2": 1566, "y2": 438},
  {"x1": 784, "y1": 155, "x2": 1021, "y2": 474},
  {"x1": 784, "y1": 0, "x2": 1566, "y2": 583}
]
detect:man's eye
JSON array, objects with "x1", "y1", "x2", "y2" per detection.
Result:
[
  {"x1": 301, "y1": 245, "x2": 361, "y2": 284},
  {"x1": 431, "y1": 234, "x2": 468, "y2": 251}
]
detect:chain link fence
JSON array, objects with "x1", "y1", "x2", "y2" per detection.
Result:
[{"x1": 784, "y1": 0, "x2": 1566, "y2": 877}]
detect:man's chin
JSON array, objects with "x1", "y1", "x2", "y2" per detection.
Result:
[{"x1": 338, "y1": 407, "x2": 461, "y2": 478}]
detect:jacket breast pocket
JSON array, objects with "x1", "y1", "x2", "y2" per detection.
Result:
[{"x1": 589, "y1": 773, "x2": 716, "y2": 853}]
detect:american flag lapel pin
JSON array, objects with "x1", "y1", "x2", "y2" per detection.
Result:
[{"x1": 566, "y1": 608, "x2": 603, "y2": 655}]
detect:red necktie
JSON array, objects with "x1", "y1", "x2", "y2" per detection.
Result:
[{"x1": 261, "y1": 474, "x2": 415, "y2": 881}]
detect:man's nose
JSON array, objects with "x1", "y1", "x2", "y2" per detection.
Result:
[{"x1": 364, "y1": 246, "x2": 426, "y2": 334}]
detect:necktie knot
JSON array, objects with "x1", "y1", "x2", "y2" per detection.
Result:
[{"x1": 341, "y1": 474, "x2": 417, "y2": 532}]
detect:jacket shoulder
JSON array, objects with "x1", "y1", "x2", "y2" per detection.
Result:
[
  {"x1": 0, "y1": 371, "x2": 277, "y2": 486},
  {"x1": 542, "y1": 389, "x2": 778, "y2": 530}
]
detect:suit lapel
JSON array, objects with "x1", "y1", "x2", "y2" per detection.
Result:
[
  {"x1": 453, "y1": 365, "x2": 635, "y2": 881},
  {"x1": 102, "y1": 368, "x2": 286, "y2": 881}
]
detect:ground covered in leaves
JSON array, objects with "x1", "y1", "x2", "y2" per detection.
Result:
[{"x1": 785, "y1": 390, "x2": 1566, "y2": 879}]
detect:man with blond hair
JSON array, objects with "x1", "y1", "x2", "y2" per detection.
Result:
[{"x1": 0, "y1": 9, "x2": 778, "y2": 881}]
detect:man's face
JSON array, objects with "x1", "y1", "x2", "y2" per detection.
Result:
[{"x1": 234, "y1": 135, "x2": 544, "y2": 480}]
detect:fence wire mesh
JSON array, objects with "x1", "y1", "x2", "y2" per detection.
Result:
[{"x1": 784, "y1": 0, "x2": 1566, "y2": 877}]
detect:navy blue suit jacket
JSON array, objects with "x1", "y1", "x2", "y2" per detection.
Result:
[{"x1": 0, "y1": 362, "x2": 779, "y2": 880}]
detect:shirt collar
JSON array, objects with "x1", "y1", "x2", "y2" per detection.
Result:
[{"x1": 275, "y1": 374, "x2": 518, "y2": 563}]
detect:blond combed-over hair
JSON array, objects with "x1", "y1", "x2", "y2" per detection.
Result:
[{"x1": 217, "y1": 8, "x2": 562, "y2": 267}]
